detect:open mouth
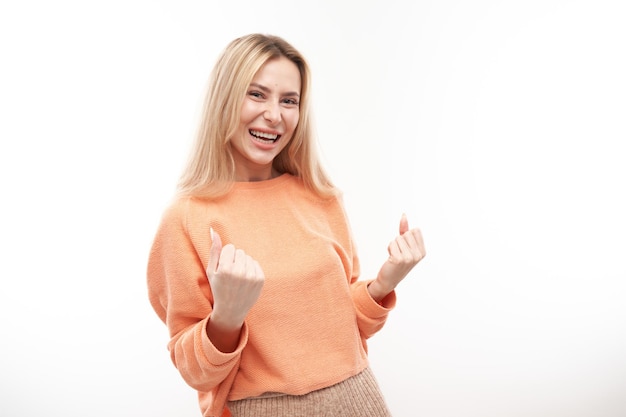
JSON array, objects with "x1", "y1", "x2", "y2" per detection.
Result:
[{"x1": 249, "y1": 129, "x2": 280, "y2": 144}]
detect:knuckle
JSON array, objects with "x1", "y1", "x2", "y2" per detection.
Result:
[{"x1": 215, "y1": 262, "x2": 228, "y2": 274}]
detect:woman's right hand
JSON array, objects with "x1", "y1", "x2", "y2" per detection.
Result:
[{"x1": 206, "y1": 229, "x2": 265, "y2": 351}]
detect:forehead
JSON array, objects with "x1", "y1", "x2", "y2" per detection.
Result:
[{"x1": 251, "y1": 56, "x2": 301, "y2": 92}]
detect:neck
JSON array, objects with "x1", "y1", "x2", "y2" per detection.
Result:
[{"x1": 235, "y1": 168, "x2": 280, "y2": 182}]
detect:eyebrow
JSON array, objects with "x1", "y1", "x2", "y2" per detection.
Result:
[{"x1": 249, "y1": 82, "x2": 300, "y2": 97}]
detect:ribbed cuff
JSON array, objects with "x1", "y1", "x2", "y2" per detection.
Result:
[{"x1": 353, "y1": 280, "x2": 396, "y2": 316}]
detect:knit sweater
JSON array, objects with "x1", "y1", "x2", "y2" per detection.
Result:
[{"x1": 147, "y1": 174, "x2": 396, "y2": 417}]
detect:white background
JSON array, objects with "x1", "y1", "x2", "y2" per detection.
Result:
[{"x1": 1, "y1": 1, "x2": 625, "y2": 416}]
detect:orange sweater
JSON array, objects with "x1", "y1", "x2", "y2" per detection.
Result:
[{"x1": 147, "y1": 174, "x2": 396, "y2": 417}]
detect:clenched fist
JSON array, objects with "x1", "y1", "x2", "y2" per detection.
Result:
[
  {"x1": 206, "y1": 228, "x2": 265, "y2": 352},
  {"x1": 368, "y1": 214, "x2": 426, "y2": 302}
]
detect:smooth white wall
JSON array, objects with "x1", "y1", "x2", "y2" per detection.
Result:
[{"x1": 1, "y1": 1, "x2": 625, "y2": 416}]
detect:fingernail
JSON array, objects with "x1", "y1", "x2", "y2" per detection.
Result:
[{"x1": 210, "y1": 227, "x2": 214, "y2": 239}]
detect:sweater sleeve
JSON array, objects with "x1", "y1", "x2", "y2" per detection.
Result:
[
  {"x1": 351, "y1": 279, "x2": 396, "y2": 340},
  {"x1": 147, "y1": 199, "x2": 245, "y2": 411}
]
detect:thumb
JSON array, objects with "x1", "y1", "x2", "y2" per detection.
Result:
[
  {"x1": 208, "y1": 227, "x2": 222, "y2": 273},
  {"x1": 399, "y1": 213, "x2": 409, "y2": 235}
]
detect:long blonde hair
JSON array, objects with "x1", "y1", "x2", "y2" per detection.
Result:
[{"x1": 177, "y1": 33, "x2": 336, "y2": 199}]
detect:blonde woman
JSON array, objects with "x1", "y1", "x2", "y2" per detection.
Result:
[{"x1": 147, "y1": 33, "x2": 426, "y2": 417}]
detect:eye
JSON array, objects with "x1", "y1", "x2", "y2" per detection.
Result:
[
  {"x1": 282, "y1": 98, "x2": 299, "y2": 106},
  {"x1": 248, "y1": 91, "x2": 264, "y2": 99}
]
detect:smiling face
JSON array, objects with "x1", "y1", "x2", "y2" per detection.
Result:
[{"x1": 230, "y1": 56, "x2": 301, "y2": 181}]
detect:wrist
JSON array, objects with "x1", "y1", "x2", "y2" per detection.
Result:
[
  {"x1": 206, "y1": 315, "x2": 244, "y2": 354},
  {"x1": 367, "y1": 279, "x2": 391, "y2": 303},
  {"x1": 210, "y1": 307, "x2": 245, "y2": 332}
]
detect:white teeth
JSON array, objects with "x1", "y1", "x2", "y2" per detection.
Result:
[{"x1": 250, "y1": 129, "x2": 278, "y2": 140}]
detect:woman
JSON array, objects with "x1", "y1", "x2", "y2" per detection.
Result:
[{"x1": 147, "y1": 33, "x2": 426, "y2": 417}]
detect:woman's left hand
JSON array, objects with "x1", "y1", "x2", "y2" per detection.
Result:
[{"x1": 368, "y1": 214, "x2": 426, "y2": 302}]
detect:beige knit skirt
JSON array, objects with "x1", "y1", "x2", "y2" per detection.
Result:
[{"x1": 227, "y1": 367, "x2": 392, "y2": 417}]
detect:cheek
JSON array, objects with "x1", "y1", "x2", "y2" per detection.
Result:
[
  {"x1": 286, "y1": 113, "x2": 300, "y2": 133},
  {"x1": 240, "y1": 101, "x2": 259, "y2": 123}
]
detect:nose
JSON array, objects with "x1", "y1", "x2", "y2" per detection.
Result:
[{"x1": 263, "y1": 101, "x2": 281, "y2": 124}]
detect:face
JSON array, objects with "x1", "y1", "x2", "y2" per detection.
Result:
[{"x1": 230, "y1": 56, "x2": 301, "y2": 181}]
